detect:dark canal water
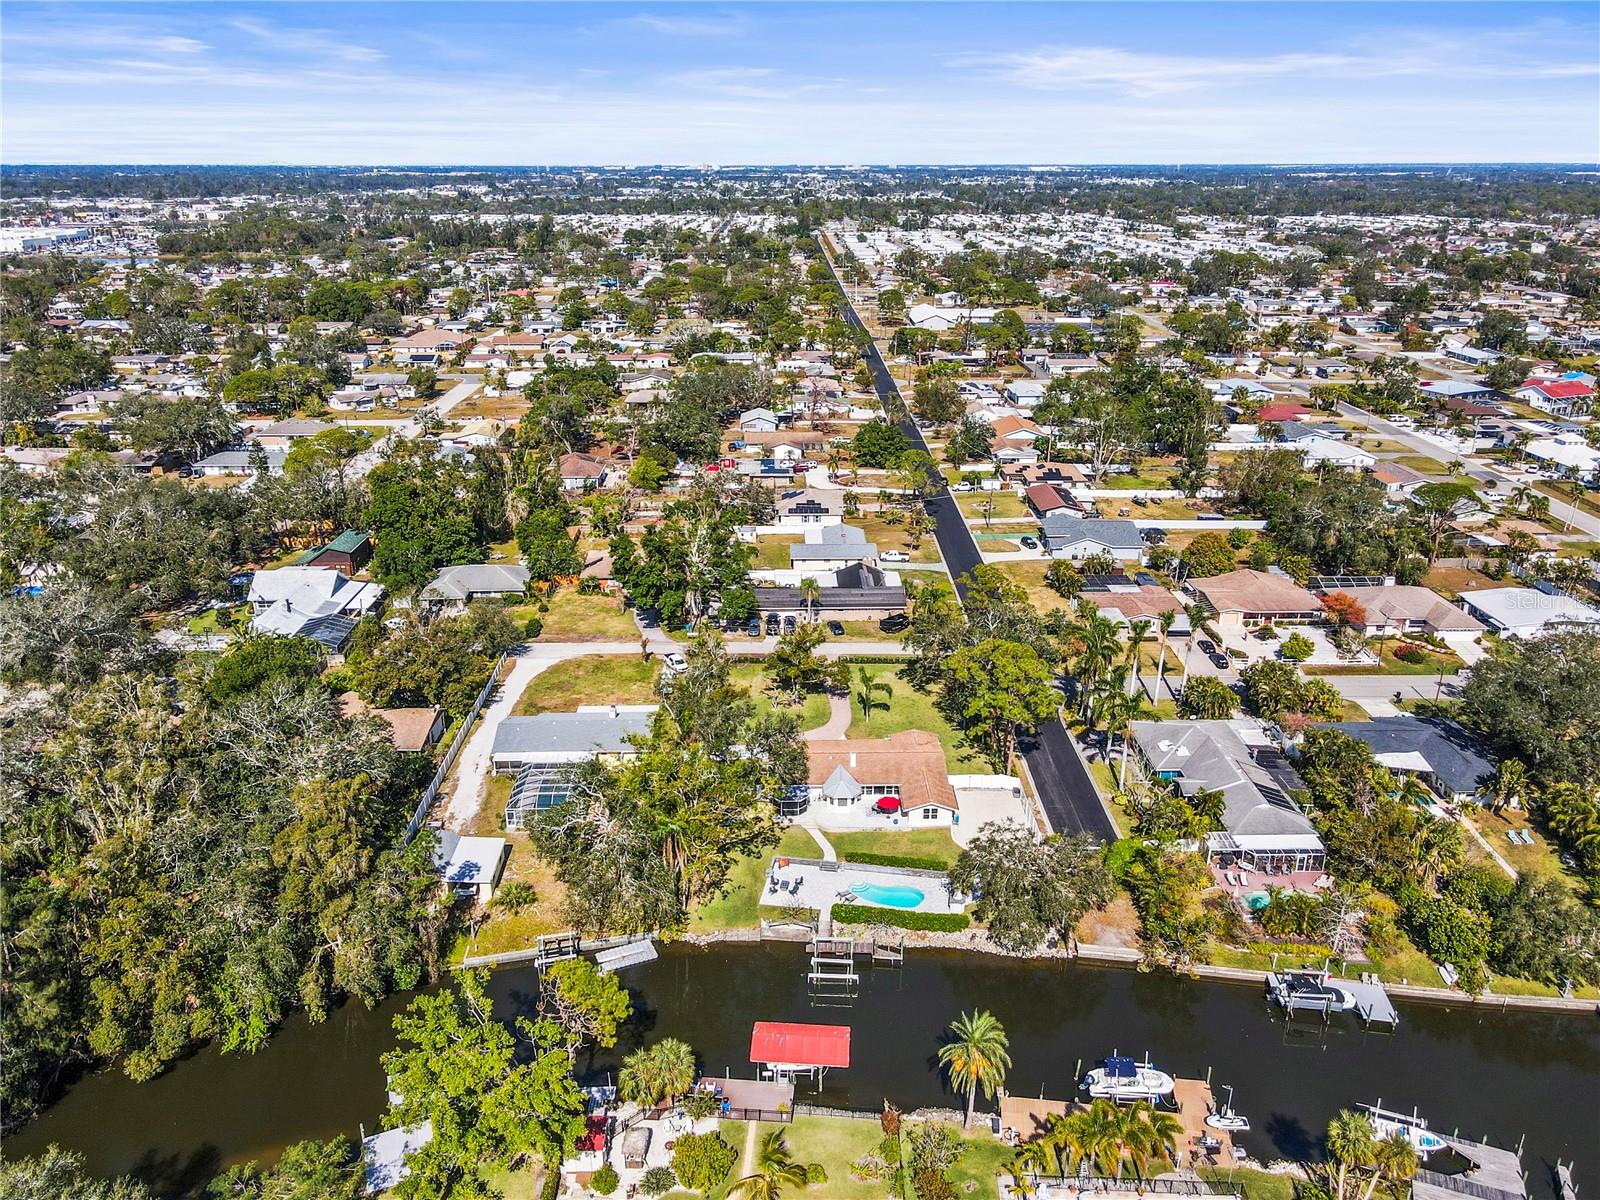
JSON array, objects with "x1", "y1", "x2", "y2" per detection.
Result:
[{"x1": 11, "y1": 943, "x2": 1599, "y2": 1196}]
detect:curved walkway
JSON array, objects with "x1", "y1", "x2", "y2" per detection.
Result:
[{"x1": 803, "y1": 693, "x2": 853, "y2": 741}]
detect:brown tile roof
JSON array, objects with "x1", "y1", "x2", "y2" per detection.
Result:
[
  {"x1": 339, "y1": 693, "x2": 443, "y2": 751},
  {"x1": 805, "y1": 731, "x2": 958, "y2": 811},
  {"x1": 1093, "y1": 585, "x2": 1183, "y2": 620},
  {"x1": 1190, "y1": 569, "x2": 1320, "y2": 615}
]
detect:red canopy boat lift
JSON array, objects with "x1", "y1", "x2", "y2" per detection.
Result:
[{"x1": 749, "y1": 1021, "x2": 851, "y2": 1087}]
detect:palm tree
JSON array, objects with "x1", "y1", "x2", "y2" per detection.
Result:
[
  {"x1": 618, "y1": 1038, "x2": 697, "y2": 1109},
  {"x1": 1125, "y1": 618, "x2": 1153, "y2": 698},
  {"x1": 937, "y1": 1009, "x2": 1011, "y2": 1130},
  {"x1": 799, "y1": 576, "x2": 822, "y2": 626},
  {"x1": 1326, "y1": 1109, "x2": 1377, "y2": 1200},
  {"x1": 729, "y1": 1130, "x2": 811, "y2": 1200},
  {"x1": 1154, "y1": 609, "x2": 1178, "y2": 702},
  {"x1": 1180, "y1": 602, "x2": 1210, "y2": 690},
  {"x1": 1357, "y1": 1134, "x2": 1419, "y2": 1200},
  {"x1": 1491, "y1": 758, "x2": 1531, "y2": 815},
  {"x1": 1100, "y1": 686, "x2": 1150, "y2": 792},
  {"x1": 854, "y1": 666, "x2": 891, "y2": 730}
]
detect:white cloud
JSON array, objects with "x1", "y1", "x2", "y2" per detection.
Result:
[
  {"x1": 228, "y1": 17, "x2": 384, "y2": 64},
  {"x1": 608, "y1": 11, "x2": 751, "y2": 38}
]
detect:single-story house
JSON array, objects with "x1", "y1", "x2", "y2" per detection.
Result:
[
  {"x1": 1130, "y1": 719, "x2": 1324, "y2": 872},
  {"x1": 1081, "y1": 576, "x2": 1185, "y2": 625},
  {"x1": 1040, "y1": 515, "x2": 1146, "y2": 563},
  {"x1": 419, "y1": 564, "x2": 530, "y2": 612},
  {"x1": 247, "y1": 566, "x2": 385, "y2": 650},
  {"x1": 339, "y1": 693, "x2": 447, "y2": 752},
  {"x1": 1315, "y1": 584, "x2": 1485, "y2": 638},
  {"x1": 789, "y1": 523, "x2": 878, "y2": 571},
  {"x1": 1188, "y1": 569, "x2": 1323, "y2": 630},
  {"x1": 193, "y1": 447, "x2": 287, "y2": 476},
  {"x1": 1525, "y1": 435, "x2": 1600, "y2": 479},
  {"x1": 1317, "y1": 716, "x2": 1494, "y2": 804},
  {"x1": 556, "y1": 452, "x2": 610, "y2": 491},
  {"x1": 433, "y1": 830, "x2": 508, "y2": 903},
  {"x1": 1368, "y1": 462, "x2": 1430, "y2": 499},
  {"x1": 1515, "y1": 377, "x2": 1593, "y2": 419},
  {"x1": 739, "y1": 407, "x2": 781, "y2": 433},
  {"x1": 251, "y1": 418, "x2": 335, "y2": 449},
  {"x1": 797, "y1": 731, "x2": 960, "y2": 827},
  {"x1": 1025, "y1": 482, "x2": 1079, "y2": 517},
  {"x1": 1457, "y1": 586, "x2": 1600, "y2": 638},
  {"x1": 492, "y1": 710, "x2": 656, "y2": 803},
  {"x1": 773, "y1": 488, "x2": 844, "y2": 529},
  {"x1": 755, "y1": 565, "x2": 906, "y2": 621}
]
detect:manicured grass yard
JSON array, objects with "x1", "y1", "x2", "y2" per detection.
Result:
[
  {"x1": 1423, "y1": 564, "x2": 1500, "y2": 600},
  {"x1": 750, "y1": 1116, "x2": 1015, "y2": 1200},
  {"x1": 989, "y1": 560, "x2": 1073, "y2": 614},
  {"x1": 510, "y1": 590, "x2": 640, "y2": 642},
  {"x1": 829, "y1": 828, "x2": 962, "y2": 867},
  {"x1": 1468, "y1": 807, "x2": 1581, "y2": 892},
  {"x1": 187, "y1": 603, "x2": 250, "y2": 637},
  {"x1": 689, "y1": 825, "x2": 820, "y2": 933},
  {"x1": 1304, "y1": 642, "x2": 1462, "y2": 676},
  {"x1": 1198, "y1": 1167, "x2": 1295, "y2": 1200},
  {"x1": 844, "y1": 663, "x2": 986, "y2": 772},
  {"x1": 955, "y1": 491, "x2": 1029, "y2": 521},
  {"x1": 513, "y1": 655, "x2": 660, "y2": 715},
  {"x1": 752, "y1": 534, "x2": 804, "y2": 570},
  {"x1": 854, "y1": 514, "x2": 943, "y2": 563},
  {"x1": 831, "y1": 619, "x2": 905, "y2": 642}
]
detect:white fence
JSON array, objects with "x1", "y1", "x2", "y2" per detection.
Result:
[{"x1": 403, "y1": 650, "x2": 510, "y2": 844}]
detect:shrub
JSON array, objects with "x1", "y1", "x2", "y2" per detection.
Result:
[
  {"x1": 1227, "y1": 527, "x2": 1253, "y2": 549},
  {"x1": 523, "y1": 616, "x2": 544, "y2": 638},
  {"x1": 840, "y1": 851, "x2": 950, "y2": 872},
  {"x1": 590, "y1": 1164, "x2": 619, "y2": 1196},
  {"x1": 807, "y1": 1164, "x2": 828, "y2": 1186},
  {"x1": 1280, "y1": 632, "x2": 1315, "y2": 662},
  {"x1": 638, "y1": 1166, "x2": 677, "y2": 1196},
  {"x1": 671, "y1": 1132, "x2": 736, "y2": 1193},
  {"x1": 1394, "y1": 644, "x2": 1428, "y2": 664},
  {"x1": 491, "y1": 881, "x2": 537, "y2": 912},
  {"x1": 577, "y1": 575, "x2": 601, "y2": 595},
  {"x1": 831, "y1": 904, "x2": 969, "y2": 932},
  {"x1": 681, "y1": 1090, "x2": 719, "y2": 1121}
]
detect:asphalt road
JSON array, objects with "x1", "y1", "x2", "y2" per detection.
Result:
[{"x1": 824, "y1": 241, "x2": 1117, "y2": 841}]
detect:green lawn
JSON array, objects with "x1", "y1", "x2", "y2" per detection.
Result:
[
  {"x1": 729, "y1": 663, "x2": 833, "y2": 731},
  {"x1": 955, "y1": 491, "x2": 1029, "y2": 521},
  {"x1": 689, "y1": 826, "x2": 820, "y2": 933},
  {"x1": 187, "y1": 603, "x2": 250, "y2": 637},
  {"x1": 829, "y1": 828, "x2": 962, "y2": 867},
  {"x1": 752, "y1": 534, "x2": 804, "y2": 570},
  {"x1": 1198, "y1": 1168, "x2": 1295, "y2": 1200},
  {"x1": 748, "y1": 1116, "x2": 1015, "y2": 1200},
  {"x1": 1467, "y1": 807, "x2": 1583, "y2": 892},
  {"x1": 844, "y1": 663, "x2": 986, "y2": 772},
  {"x1": 854, "y1": 514, "x2": 943, "y2": 563},
  {"x1": 513, "y1": 655, "x2": 659, "y2": 715},
  {"x1": 991, "y1": 560, "x2": 1074, "y2": 614},
  {"x1": 509, "y1": 590, "x2": 640, "y2": 642},
  {"x1": 1304, "y1": 641, "x2": 1462, "y2": 677},
  {"x1": 831, "y1": 619, "x2": 906, "y2": 643}
]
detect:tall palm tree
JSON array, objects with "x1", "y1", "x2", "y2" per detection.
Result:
[
  {"x1": 1100, "y1": 686, "x2": 1150, "y2": 792},
  {"x1": 854, "y1": 666, "x2": 891, "y2": 730},
  {"x1": 729, "y1": 1130, "x2": 811, "y2": 1200},
  {"x1": 1491, "y1": 758, "x2": 1530, "y2": 815},
  {"x1": 1326, "y1": 1110, "x2": 1377, "y2": 1200},
  {"x1": 1180, "y1": 603, "x2": 1210, "y2": 690},
  {"x1": 938, "y1": 1009, "x2": 1011, "y2": 1130},
  {"x1": 1357, "y1": 1134, "x2": 1419, "y2": 1200},
  {"x1": 1154, "y1": 609, "x2": 1178, "y2": 702},
  {"x1": 1125, "y1": 618, "x2": 1153, "y2": 698},
  {"x1": 799, "y1": 576, "x2": 822, "y2": 625}
]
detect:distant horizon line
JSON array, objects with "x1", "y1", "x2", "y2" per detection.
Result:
[{"x1": 5, "y1": 161, "x2": 1598, "y2": 171}]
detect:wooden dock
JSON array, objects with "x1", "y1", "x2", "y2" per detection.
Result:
[{"x1": 1171, "y1": 1078, "x2": 1237, "y2": 1169}]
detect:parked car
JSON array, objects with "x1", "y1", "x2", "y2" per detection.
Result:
[
  {"x1": 881, "y1": 550, "x2": 910, "y2": 563},
  {"x1": 663, "y1": 652, "x2": 688, "y2": 673},
  {"x1": 782, "y1": 615, "x2": 797, "y2": 633},
  {"x1": 1019, "y1": 535, "x2": 1039, "y2": 549},
  {"x1": 879, "y1": 613, "x2": 911, "y2": 633},
  {"x1": 826, "y1": 620, "x2": 845, "y2": 636},
  {"x1": 764, "y1": 613, "x2": 781, "y2": 635},
  {"x1": 1198, "y1": 638, "x2": 1216, "y2": 654},
  {"x1": 1209, "y1": 652, "x2": 1231, "y2": 669},
  {"x1": 1141, "y1": 528, "x2": 1167, "y2": 544},
  {"x1": 746, "y1": 619, "x2": 762, "y2": 638}
]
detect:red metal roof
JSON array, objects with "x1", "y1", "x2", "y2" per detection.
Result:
[
  {"x1": 1524, "y1": 380, "x2": 1592, "y2": 399},
  {"x1": 749, "y1": 1022, "x2": 851, "y2": 1069},
  {"x1": 1255, "y1": 403, "x2": 1309, "y2": 422}
]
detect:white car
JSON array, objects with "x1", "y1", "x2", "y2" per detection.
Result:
[
  {"x1": 663, "y1": 652, "x2": 688, "y2": 673},
  {"x1": 881, "y1": 550, "x2": 910, "y2": 563}
]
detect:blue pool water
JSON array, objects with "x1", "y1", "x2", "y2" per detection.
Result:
[
  {"x1": 1245, "y1": 890, "x2": 1271, "y2": 912},
  {"x1": 852, "y1": 882, "x2": 926, "y2": 909}
]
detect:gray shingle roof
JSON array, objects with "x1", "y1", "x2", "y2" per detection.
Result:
[
  {"x1": 1318, "y1": 716, "x2": 1494, "y2": 797},
  {"x1": 1132, "y1": 720, "x2": 1317, "y2": 839},
  {"x1": 491, "y1": 711, "x2": 654, "y2": 759},
  {"x1": 1040, "y1": 515, "x2": 1145, "y2": 550}
]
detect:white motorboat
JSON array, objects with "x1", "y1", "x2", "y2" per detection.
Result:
[
  {"x1": 1206, "y1": 1084, "x2": 1251, "y2": 1132},
  {"x1": 1081, "y1": 1054, "x2": 1176, "y2": 1102},
  {"x1": 1362, "y1": 1102, "x2": 1450, "y2": 1156}
]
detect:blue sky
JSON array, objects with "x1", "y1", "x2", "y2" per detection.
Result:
[{"x1": 3, "y1": 2, "x2": 1597, "y2": 164}]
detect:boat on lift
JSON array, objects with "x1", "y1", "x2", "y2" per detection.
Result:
[
  {"x1": 1361, "y1": 1101, "x2": 1450, "y2": 1156},
  {"x1": 1081, "y1": 1054, "x2": 1176, "y2": 1102},
  {"x1": 1206, "y1": 1084, "x2": 1251, "y2": 1132}
]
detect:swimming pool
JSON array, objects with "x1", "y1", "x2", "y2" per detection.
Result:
[
  {"x1": 851, "y1": 882, "x2": 926, "y2": 909},
  {"x1": 1244, "y1": 891, "x2": 1271, "y2": 912}
]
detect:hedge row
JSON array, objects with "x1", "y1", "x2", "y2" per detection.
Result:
[
  {"x1": 831, "y1": 904, "x2": 970, "y2": 932},
  {"x1": 839, "y1": 851, "x2": 952, "y2": 872}
]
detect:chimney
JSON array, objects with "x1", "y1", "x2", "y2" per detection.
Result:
[{"x1": 849, "y1": 752, "x2": 856, "y2": 769}]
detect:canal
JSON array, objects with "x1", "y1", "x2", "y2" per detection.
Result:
[{"x1": 11, "y1": 943, "x2": 1599, "y2": 1196}]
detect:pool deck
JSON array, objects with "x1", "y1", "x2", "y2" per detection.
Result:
[{"x1": 766, "y1": 859, "x2": 964, "y2": 915}]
